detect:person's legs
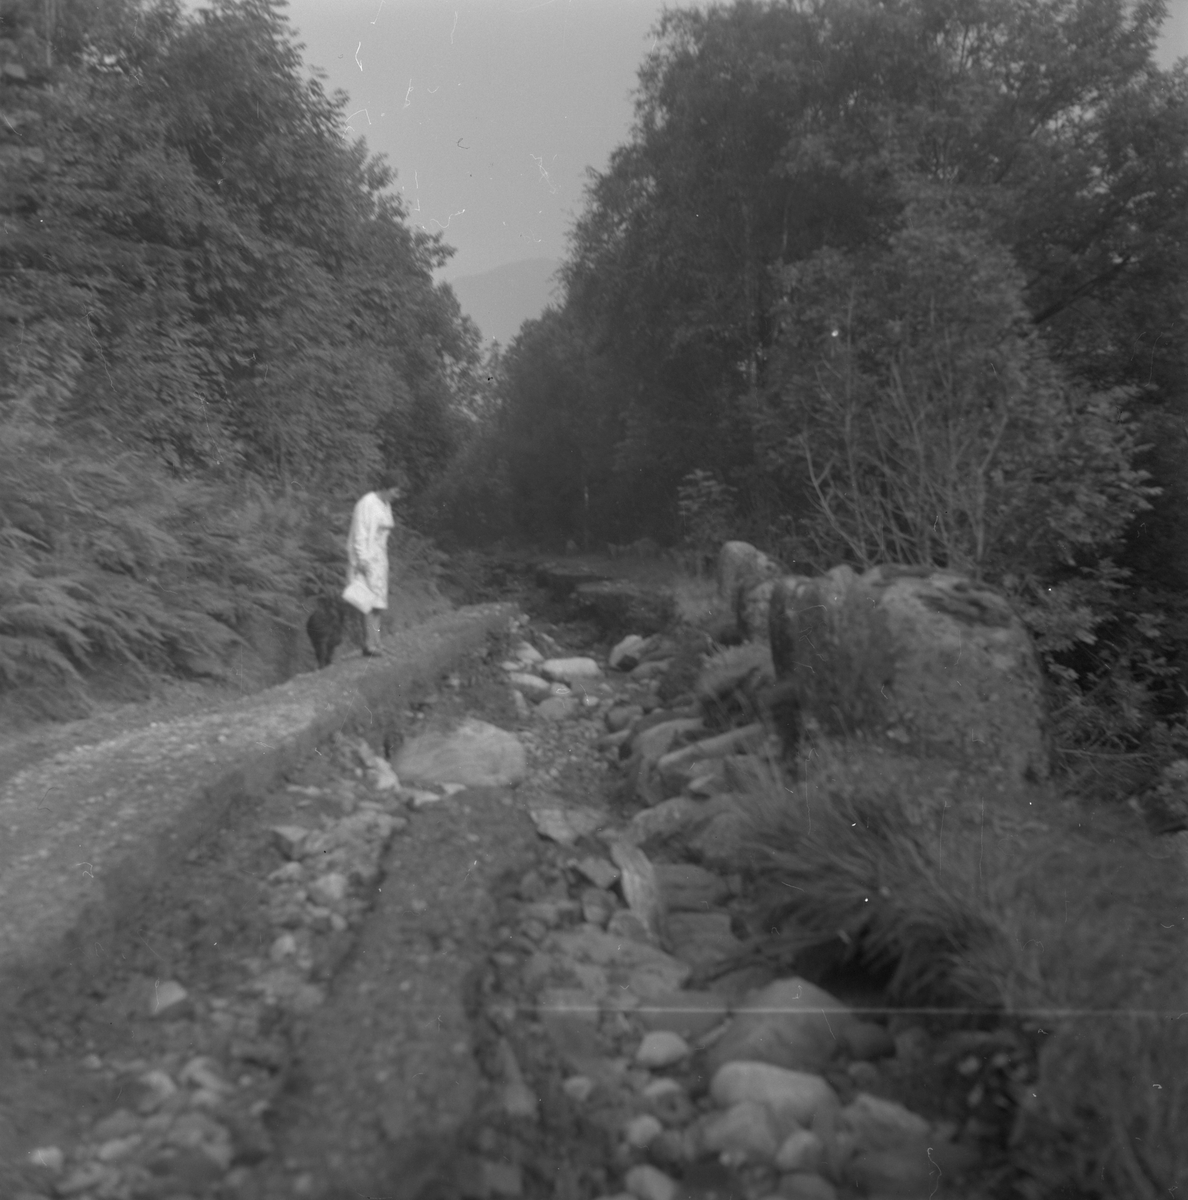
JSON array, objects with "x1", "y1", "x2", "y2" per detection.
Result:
[{"x1": 364, "y1": 610, "x2": 383, "y2": 655}]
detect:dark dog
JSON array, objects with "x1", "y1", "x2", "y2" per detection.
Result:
[{"x1": 306, "y1": 596, "x2": 354, "y2": 668}]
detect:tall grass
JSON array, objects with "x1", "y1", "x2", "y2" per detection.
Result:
[
  {"x1": 740, "y1": 742, "x2": 1188, "y2": 1196},
  {"x1": 0, "y1": 407, "x2": 442, "y2": 718}
]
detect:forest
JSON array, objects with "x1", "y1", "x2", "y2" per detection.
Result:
[
  {"x1": 430, "y1": 0, "x2": 1188, "y2": 788},
  {"x1": 2, "y1": 0, "x2": 1187, "y2": 782}
]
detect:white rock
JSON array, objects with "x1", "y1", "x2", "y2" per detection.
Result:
[
  {"x1": 529, "y1": 806, "x2": 607, "y2": 846},
  {"x1": 536, "y1": 695, "x2": 580, "y2": 721},
  {"x1": 710, "y1": 1062, "x2": 839, "y2": 1133},
  {"x1": 562, "y1": 1075, "x2": 595, "y2": 1102},
  {"x1": 841, "y1": 1092, "x2": 931, "y2": 1151},
  {"x1": 366, "y1": 759, "x2": 401, "y2": 792},
  {"x1": 310, "y1": 872, "x2": 349, "y2": 905},
  {"x1": 138, "y1": 1069, "x2": 178, "y2": 1104},
  {"x1": 407, "y1": 788, "x2": 444, "y2": 808},
  {"x1": 509, "y1": 672, "x2": 553, "y2": 700},
  {"x1": 511, "y1": 690, "x2": 531, "y2": 718},
  {"x1": 625, "y1": 1113, "x2": 664, "y2": 1148},
  {"x1": 635, "y1": 1030, "x2": 690, "y2": 1068},
  {"x1": 180, "y1": 1056, "x2": 232, "y2": 1093},
  {"x1": 269, "y1": 933, "x2": 298, "y2": 963},
  {"x1": 270, "y1": 826, "x2": 309, "y2": 859},
  {"x1": 28, "y1": 1145, "x2": 64, "y2": 1172},
  {"x1": 609, "y1": 635, "x2": 648, "y2": 670},
  {"x1": 775, "y1": 1128, "x2": 825, "y2": 1172},
  {"x1": 541, "y1": 656, "x2": 603, "y2": 683},
  {"x1": 573, "y1": 856, "x2": 620, "y2": 890},
  {"x1": 150, "y1": 980, "x2": 190, "y2": 1018},
  {"x1": 394, "y1": 718, "x2": 527, "y2": 787},
  {"x1": 699, "y1": 1100, "x2": 781, "y2": 1164},
  {"x1": 624, "y1": 1163, "x2": 680, "y2": 1200},
  {"x1": 97, "y1": 1134, "x2": 142, "y2": 1162},
  {"x1": 514, "y1": 641, "x2": 544, "y2": 665}
]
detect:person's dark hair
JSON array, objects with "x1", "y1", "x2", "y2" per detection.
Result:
[{"x1": 373, "y1": 469, "x2": 410, "y2": 493}]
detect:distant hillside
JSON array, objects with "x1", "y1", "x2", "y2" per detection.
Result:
[{"x1": 446, "y1": 257, "x2": 562, "y2": 347}]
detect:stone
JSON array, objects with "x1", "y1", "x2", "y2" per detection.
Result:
[
  {"x1": 512, "y1": 689, "x2": 531, "y2": 718},
  {"x1": 580, "y1": 887, "x2": 616, "y2": 927},
  {"x1": 842, "y1": 1021, "x2": 896, "y2": 1061},
  {"x1": 625, "y1": 795, "x2": 729, "y2": 849},
  {"x1": 609, "y1": 635, "x2": 649, "y2": 671},
  {"x1": 92, "y1": 1109, "x2": 140, "y2": 1140},
  {"x1": 703, "y1": 978, "x2": 858, "y2": 1076},
  {"x1": 656, "y1": 723, "x2": 767, "y2": 784},
  {"x1": 636, "y1": 990, "x2": 730, "y2": 1039},
  {"x1": 537, "y1": 695, "x2": 580, "y2": 721},
  {"x1": 137, "y1": 1068, "x2": 178, "y2": 1110},
  {"x1": 509, "y1": 672, "x2": 553, "y2": 701},
  {"x1": 394, "y1": 718, "x2": 528, "y2": 787},
  {"x1": 843, "y1": 1146, "x2": 940, "y2": 1197},
  {"x1": 546, "y1": 926, "x2": 691, "y2": 997},
  {"x1": 310, "y1": 872, "x2": 349, "y2": 905},
  {"x1": 605, "y1": 704, "x2": 643, "y2": 732},
  {"x1": 666, "y1": 912, "x2": 744, "y2": 971},
  {"x1": 513, "y1": 641, "x2": 544, "y2": 665},
  {"x1": 27, "y1": 1145, "x2": 64, "y2": 1172},
  {"x1": 541, "y1": 656, "x2": 603, "y2": 683},
  {"x1": 625, "y1": 1113, "x2": 664, "y2": 1148},
  {"x1": 496, "y1": 1039, "x2": 538, "y2": 1121},
  {"x1": 642, "y1": 1077, "x2": 695, "y2": 1126},
  {"x1": 635, "y1": 1030, "x2": 690, "y2": 1068},
  {"x1": 777, "y1": 1173, "x2": 838, "y2": 1200},
  {"x1": 654, "y1": 863, "x2": 730, "y2": 911},
  {"x1": 539, "y1": 987, "x2": 601, "y2": 1023},
  {"x1": 623, "y1": 1163, "x2": 680, "y2": 1200},
  {"x1": 180, "y1": 1056, "x2": 232, "y2": 1093},
  {"x1": 698, "y1": 1100, "x2": 781, "y2": 1164},
  {"x1": 775, "y1": 1129, "x2": 824, "y2": 1173},
  {"x1": 767, "y1": 566, "x2": 1048, "y2": 781},
  {"x1": 150, "y1": 980, "x2": 190, "y2": 1019},
  {"x1": 718, "y1": 541, "x2": 784, "y2": 614},
  {"x1": 573, "y1": 856, "x2": 620, "y2": 890},
  {"x1": 562, "y1": 1075, "x2": 596, "y2": 1102},
  {"x1": 529, "y1": 806, "x2": 607, "y2": 846},
  {"x1": 608, "y1": 840, "x2": 667, "y2": 941},
  {"x1": 840, "y1": 1092, "x2": 930, "y2": 1152},
  {"x1": 710, "y1": 1062, "x2": 839, "y2": 1135},
  {"x1": 685, "y1": 806, "x2": 751, "y2": 872},
  {"x1": 481, "y1": 1159, "x2": 523, "y2": 1196},
  {"x1": 270, "y1": 826, "x2": 309, "y2": 859}
]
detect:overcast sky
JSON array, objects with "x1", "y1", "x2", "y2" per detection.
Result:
[{"x1": 282, "y1": 0, "x2": 1188, "y2": 283}]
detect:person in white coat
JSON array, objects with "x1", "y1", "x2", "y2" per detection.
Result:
[{"x1": 343, "y1": 476, "x2": 406, "y2": 656}]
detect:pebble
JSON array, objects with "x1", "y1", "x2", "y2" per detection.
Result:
[
  {"x1": 624, "y1": 1163, "x2": 680, "y2": 1200},
  {"x1": 27, "y1": 1145, "x2": 64, "y2": 1172},
  {"x1": 699, "y1": 1100, "x2": 781, "y2": 1164},
  {"x1": 150, "y1": 980, "x2": 190, "y2": 1018},
  {"x1": 562, "y1": 1075, "x2": 596, "y2": 1102},
  {"x1": 624, "y1": 1113, "x2": 663, "y2": 1148},
  {"x1": 634, "y1": 1030, "x2": 690, "y2": 1068},
  {"x1": 774, "y1": 1128, "x2": 824, "y2": 1172}
]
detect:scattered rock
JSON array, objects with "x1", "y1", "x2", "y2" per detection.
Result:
[
  {"x1": 537, "y1": 695, "x2": 581, "y2": 721},
  {"x1": 697, "y1": 1100, "x2": 782, "y2": 1164},
  {"x1": 608, "y1": 841, "x2": 667, "y2": 942},
  {"x1": 270, "y1": 825, "x2": 309, "y2": 859},
  {"x1": 541, "y1": 656, "x2": 603, "y2": 684},
  {"x1": 27, "y1": 1145, "x2": 64, "y2": 1172},
  {"x1": 666, "y1": 911, "x2": 744, "y2": 970},
  {"x1": 653, "y1": 863, "x2": 730, "y2": 911},
  {"x1": 481, "y1": 1158, "x2": 524, "y2": 1196},
  {"x1": 776, "y1": 1172, "x2": 838, "y2": 1200},
  {"x1": 775, "y1": 1128, "x2": 825, "y2": 1172},
  {"x1": 509, "y1": 672, "x2": 554, "y2": 701},
  {"x1": 150, "y1": 980, "x2": 191, "y2": 1019},
  {"x1": 840, "y1": 1092, "x2": 930, "y2": 1150},
  {"x1": 623, "y1": 1163, "x2": 680, "y2": 1200},
  {"x1": 572, "y1": 856, "x2": 620, "y2": 890},
  {"x1": 636, "y1": 990, "x2": 730, "y2": 1040},
  {"x1": 710, "y1": 1061, "x2": 840, "y2": 1135},
  {"x1": 529, "y1": 806, "x2": 607, "y2": 846},
  {"x1": 634, "y1": 1030, "x2": 690, "y2": 1068},
  {"x1": 394, "y1": 718, "x2": 528, "y2": 787},
  {"x1": 703, "y1": 977, "x2": 857, "y2": 1076},
  {"x1": 609, "y1": 635, "x2": 649, "y2": 671},
  {"x1": 625, "y1": 1113, "x2": 664, "y2": 1148},
  {"x1": 562, "y1": 1075, "x2": 596, "y2": 1102}
]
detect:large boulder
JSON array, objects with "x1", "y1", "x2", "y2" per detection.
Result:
[
  {"x1": 768, "y1": 564, "x2": 1048, "y2": 781},
  {"x1": 393, "y1": 718, "x2": 527, "y2": 787},
  {"x1": 716, "y1": 542, "x2": 786, "y2": 640}
]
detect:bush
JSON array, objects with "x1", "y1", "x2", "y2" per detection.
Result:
[{"x1": 741, "y1": 744, "x2": 1188, "y2": 1195}]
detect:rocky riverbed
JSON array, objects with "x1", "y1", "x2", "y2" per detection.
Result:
[{"x1": 3, "y1": 599, "x2": 1034, "y2": 1200}]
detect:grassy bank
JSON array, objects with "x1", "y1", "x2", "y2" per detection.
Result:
[{"x1": 739, "y1": 740, "x2": 1187, "y2": 1197}]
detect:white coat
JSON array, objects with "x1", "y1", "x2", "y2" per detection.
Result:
[{"x1": 343, "y1": 492, "x2": 394, "y2": 613}]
